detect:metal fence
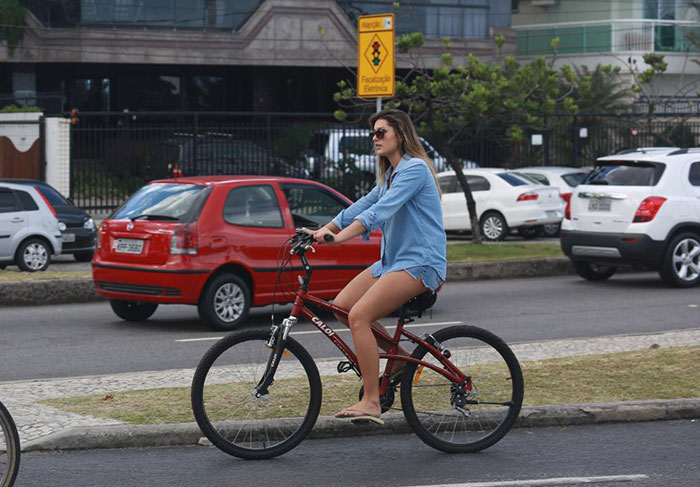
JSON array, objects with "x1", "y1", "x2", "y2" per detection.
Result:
[{"x1": 67, "y1": 111, "x2": 700, "y2": 212}]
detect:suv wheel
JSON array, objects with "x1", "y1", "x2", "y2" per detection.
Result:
[
  {"x1": 572, "y1": 260, "x2": 617, "y2": 281},
  {"x1": 659, "y1": 233, "x2": 700, "y2": 288},
  {"x1": 480, "y1": 212, "x2": 508, "y2": 242},
  {"x1": 517, "y1": 226, "x2": 541, "y2": 240},
  {"x1": 198, "y1": 273, "x2": 251, "y2": 331},
  {"x1": 16, "y1": 239, "x2": 51, "y2": 272},
  {"x1": 73, "y1": 250, "x2": 95, "y2": 262},
  {"x1": 109, "y1": 299, "x2": 159, "y2": 321}
]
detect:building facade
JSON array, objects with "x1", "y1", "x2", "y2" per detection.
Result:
[
  {"x1": 1, "y1": 0, "x2": 514, "y2": 114},
  {"x1": 513, "y1": 0, "x2": 700, "y2": 105}
]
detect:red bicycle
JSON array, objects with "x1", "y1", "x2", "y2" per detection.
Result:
[{"x1": 191, "y1": 229, "x2": 523, "y2": 459}]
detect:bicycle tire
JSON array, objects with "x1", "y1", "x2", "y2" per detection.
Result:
[
  {"x1": 401, "y1": 325, "x2": 524, "y2": 453},
  {"x1": 191, "y1": 329, "x2": 322, "y2": 459},
  {"x1": 0, "y1": 401, "x2": 20, "y2": 487}
]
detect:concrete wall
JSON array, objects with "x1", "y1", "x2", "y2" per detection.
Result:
[{"x1": 45, "y1": 118, "x2": 70, "y2": 197}]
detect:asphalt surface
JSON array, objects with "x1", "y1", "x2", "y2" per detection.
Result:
[
  {"x1": 1, "y1": 272, "x2": 700, "y2": 381},
  {"x1": 15, "y1": 420, "x2": 700, "y2": 486}
]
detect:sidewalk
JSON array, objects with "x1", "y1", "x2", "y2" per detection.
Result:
[{"x1": 3, "y1": 327, "x2": 699, "y2": 452}]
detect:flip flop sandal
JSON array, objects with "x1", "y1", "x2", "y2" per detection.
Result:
[{"x1": 335, "y1": 410, "x2": 385, "y2": 426}]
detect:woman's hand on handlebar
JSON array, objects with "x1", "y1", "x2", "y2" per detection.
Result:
[{"x1": 302, "y1": 227, "x2": 337, "y2": 244}]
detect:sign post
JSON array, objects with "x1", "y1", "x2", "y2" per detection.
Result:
[{"x1": 357, "y1": 13, "x2": 395, "y2": 111}]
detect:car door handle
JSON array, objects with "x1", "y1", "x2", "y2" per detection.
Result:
[{"x1": 11, "y1": 217, "x2": 24, "y2": 223}]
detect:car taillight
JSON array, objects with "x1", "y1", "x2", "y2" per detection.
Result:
[
  {"x1": 170, "y1": 221, "x2": 198, "y2": 255},
  {"x1": 34, "y1": 187, "x2": 57, "y2": 217},
  {"x1": 562, "y1": 192, "x2": 572, "y2": 220},
  {"x1": 517, "y1": 192, "x2": 538, "y2": 202},
  {"x1": 633, "y1": 197, "x2": 666, "y2": 223},
  {"x1": 97, "y1": 223, "x2": 106, "y2": 249}
]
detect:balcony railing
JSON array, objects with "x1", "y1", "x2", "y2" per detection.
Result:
[{"x1": 515, "y1": 19, "x2": 700, "y2": 56}]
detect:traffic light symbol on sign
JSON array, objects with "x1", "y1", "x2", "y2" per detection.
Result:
[{"x1": 365, "y1": 35, "x2": 386, "y2": 73}]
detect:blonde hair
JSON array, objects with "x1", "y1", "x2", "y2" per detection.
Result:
[{"x1": 368, "y1": 109, "x2": 442, "y2": 197}]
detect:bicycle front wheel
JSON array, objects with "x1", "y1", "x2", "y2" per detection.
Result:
[
  {"x1": 401, "y1": 325, "x2": 524, "y2": 453},
  {"x1": 0, "y1": 401, "x2": 20, "y2": 487},
  {"x1": 191, "y1": 329, "x2": 322, "y2": 459}
]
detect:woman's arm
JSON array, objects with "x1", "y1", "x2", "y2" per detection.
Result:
[{"x1": 330, "y1": 184, "x2": 380, "y2": 231}]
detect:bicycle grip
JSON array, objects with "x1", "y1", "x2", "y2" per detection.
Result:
[{"x1": 324, "y1": 234, "x2": 334, "y2": 243}]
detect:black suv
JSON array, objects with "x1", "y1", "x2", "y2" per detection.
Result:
[{"x1": 0, "y1": 180, "x2": 96, "y2": 262}]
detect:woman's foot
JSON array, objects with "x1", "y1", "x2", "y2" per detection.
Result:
[
  {"x1": 335, "y1": 401, "x2": 381, "y2": 420},
  {"x1": 335, "y1": 402, "x2": 384, "y2": 425}
]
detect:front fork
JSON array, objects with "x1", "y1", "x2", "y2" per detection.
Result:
[{"x1": 254, "y1": 316, "x2": 298, "y2": 397}]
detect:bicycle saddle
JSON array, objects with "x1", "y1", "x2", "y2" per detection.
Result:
[{"x1": 407, "y1": 290, "x2": 438, "y2": 313}]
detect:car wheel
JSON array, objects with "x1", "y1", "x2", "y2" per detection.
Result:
[
  {"x1": 109, "y1": 299, "x2": 159, "y2": 321},
  {"x1": 542, "y1": 222, "x2": 561, "y2": 238},
  {"x1": 16, "y1": 238, "x2": 51, "y2": 272},
  {"x1": 198, "y1": 273, "x2": 251, "y2": 331},
  {"x1": 517, "y1": 226, "x2": 541, "y2": 240},
  {"x1": 73, "y1": 250, "x2": 95, "y2": 262},
  {"x1": 659, "y1": 233, "x2": 700, "y2": 288},
  {"x1": 480, "y1": 212, "x2": 508, "y2": 242},
  {"x1": 571, "y1": 260, "x2": 617, "y2": 281}
]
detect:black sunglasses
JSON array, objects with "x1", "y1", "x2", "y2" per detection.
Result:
[{"x1": 369, "y1": 128, "x2": 388, "y2": 140}]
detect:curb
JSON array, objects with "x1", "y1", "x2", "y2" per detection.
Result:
[
  {"x1": 22, "y1": 398, "x2": 700, "y2": 452},
  {"x1": 0, "y1": 258, "x2": 574, "y2": 307}
]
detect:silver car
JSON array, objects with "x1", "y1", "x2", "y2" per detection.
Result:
[{"x1": 0, "y1": 182, "x2": 63, "y2": 271}]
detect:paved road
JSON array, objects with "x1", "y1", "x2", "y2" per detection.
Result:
[
  {"x1": 14, "y1": 420, "x2": 700, "y2": 486},
  {"x1": 2, "y1": 272, "x2": 700, "y2": 381}
]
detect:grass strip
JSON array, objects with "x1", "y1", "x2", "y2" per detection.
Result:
[
  {"x1": 40, "y1": 346, "x2": 700, "y2": 425},
  {"x1": 0, "y1": 270, "x2": 92, "y2": 283},
  {"x1": 447, "y1": 242, "x2": 563, "y2": 263}
]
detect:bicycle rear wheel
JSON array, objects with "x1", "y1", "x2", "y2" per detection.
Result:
[
  {"x1": 0, "y1": 401, "x2": 20, "y2": 487},
  {"x1": 401, "y1": 325, "x2": 523, "y2": 453},
  {"x1": 191, "y1": 329, "x2": 322, "y2": 459}
]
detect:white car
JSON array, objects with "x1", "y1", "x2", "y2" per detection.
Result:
[
  {"x1": 561, "y1": 147, "x2": 700, "y2": 287},
  {"x1": 0, "y1": 182, "x2": 63, "y2": 271},
  {"x1": 513, "y1": 167, "x2": 590, "y2": 237},
  {"x1": 304, "y1": 129, "x2": 478, "y2": 178},
  {"x1": 438, "y1": 169, "x2": 565, "y2": 241}
]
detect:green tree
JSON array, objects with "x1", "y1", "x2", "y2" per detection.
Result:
[{"x1": 0, "y1": 0, "x2": 25, "y2": 55}]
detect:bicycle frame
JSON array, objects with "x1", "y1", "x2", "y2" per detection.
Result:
[{"x1": 264, "y1": 243, "x2": 470, "y2": 397}]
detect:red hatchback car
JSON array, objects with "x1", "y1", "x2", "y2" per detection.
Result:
[{"x1": 93, "y1": 176, "x2": 381, "y2": 329}]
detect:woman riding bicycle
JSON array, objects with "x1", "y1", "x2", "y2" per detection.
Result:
[{"x1": 306, "y1": 108, "x2": 447, "y2": 424}]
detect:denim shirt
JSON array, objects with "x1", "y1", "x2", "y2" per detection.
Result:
[{"x1": 331, "y1": 154, "x2": 447, "y2": 283}]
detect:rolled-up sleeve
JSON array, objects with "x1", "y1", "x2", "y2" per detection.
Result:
[
  {"x1": 331, "y1": 184, "x2": 379, "y2": 231},
  {"x1": 354, "y1": 163, "x2": 427, "y2": 237}
]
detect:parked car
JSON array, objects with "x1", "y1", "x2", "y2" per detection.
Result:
[
  {"x1": 438, "y1": 169, "x2": 565, "y2": 241},
  {"x1": 93, "y1": 176, "x2": 381, "y2": 330},
  {"x1": 561, "y1": 147, "x2": 700, "y2": 287},
  {"x1": 152, "y1": 135, "x2": 309, "y2": 179},
  {"x1": 511, "y1": 167, "x2": 590, "y2": 237},
  {"x1": 0, "y1": 179, "x2": 97, "y2": 262},
  {"x1": 303, "y1": 129, "x2": 478, "y2": 179},
  {"x1": 0, "y1": 181, "x2": 63, "y2": 271}
]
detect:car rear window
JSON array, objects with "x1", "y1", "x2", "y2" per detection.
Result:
[
  {"x1": 36, "y1": 185, "x2": 70, "y2": 207},
  {"x1": 497, "y1": 173, "x2": 530, "y2": 186},
  {"x1": 111, "y1": 183, "x2": 211, "y2": 222},
  {"x1": 583, "y1": 162, "x2": 665, "y2": 186},
  {"x1": 561, "y1": 172, "x2": 588, "y2": 187}
]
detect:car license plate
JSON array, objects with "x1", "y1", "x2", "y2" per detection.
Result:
[
  {"x1": 114, "y1": 238, "x2": 144, "y2": 254},
  {"x1": 545, "y1": 210, "x2": 561, "y2": 219},
  {"x1": 588, "y1": 199, "x2": 611, "y2": 211},
  {"x1": 61, "y1": 233, "x2": 76, "y2": 243}
]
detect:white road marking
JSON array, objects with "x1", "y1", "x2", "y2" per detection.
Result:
[
  {"x1": 175, "y1": 321, "x2": 462, "y2": 342},
  {"x1": 405, "y1": 474, "x2": 649, "y2": 487},
  {"x1": 689, "y1": 304, "x2": 698, "y2": 308}
]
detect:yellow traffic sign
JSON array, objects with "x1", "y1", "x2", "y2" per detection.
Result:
[{"x1": 357, "y1": 14, "x2": 394, "y2": 98}]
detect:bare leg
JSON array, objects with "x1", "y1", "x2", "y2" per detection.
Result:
[
  {"x1": 336, "y1": 270, "x2": 428, "y2": 419},
  {"x1": 333, "y1": 269, "x2": 411, "y2": 367}
]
